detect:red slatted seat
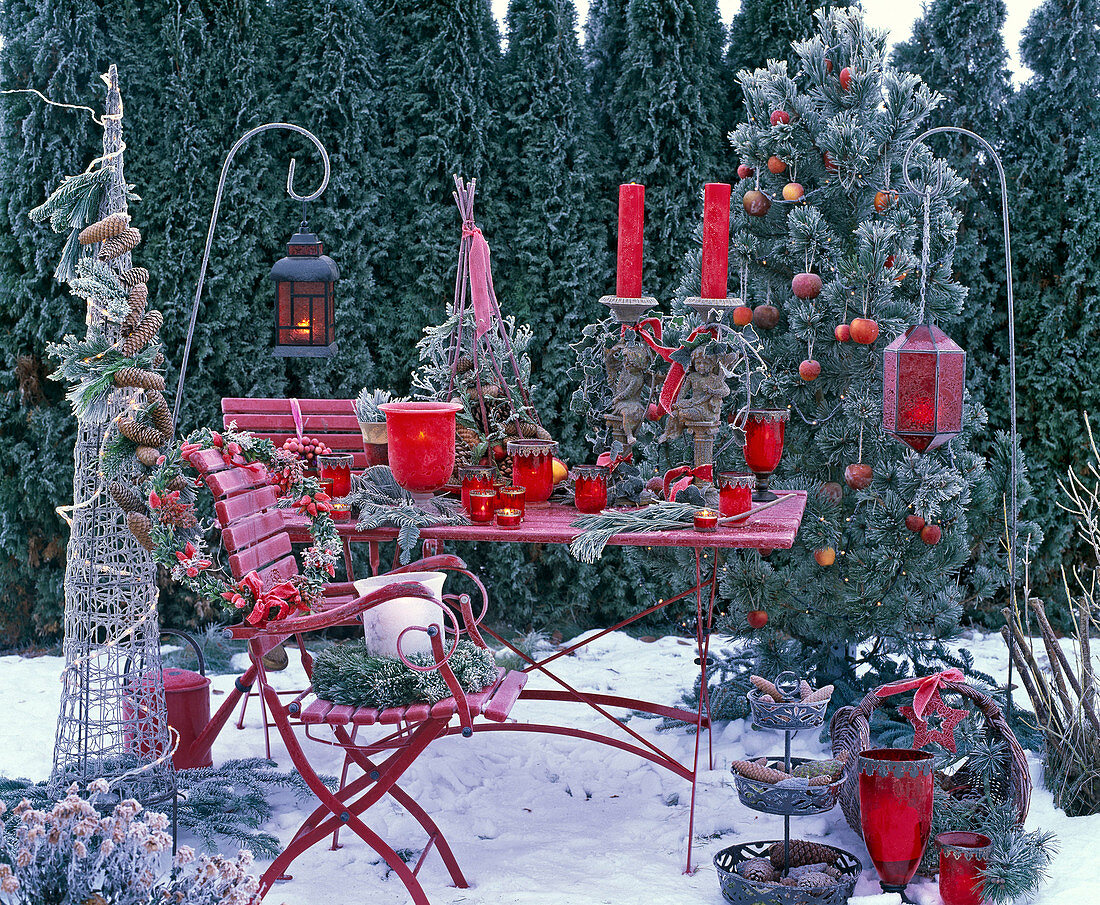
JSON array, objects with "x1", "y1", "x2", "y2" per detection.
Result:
[{"x1": 221, "y1": 397, "x2": 369, "y2": 470}]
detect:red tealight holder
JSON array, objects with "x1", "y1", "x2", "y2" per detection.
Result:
[
  {"x1": 380, "y1": 401, "x2": 462, "y2": 499},
  {"x1": 936, "y1": 832, "x2": 992, "y2": 905},
  {"x1": 573, "y1": 465, "x2": 609, "y2": 514},
  {"x1": 717, "y1": 471, "x2": 753, "y2": 517},
  {"x1": 507, "y1": 439, "x2": 558, "y2": 507},
  {"x1": 456, "y1": 465, "x2": 494, "y2": 513},
  {"x1": 495, "y1": 507, "x2": 523, "y2": 530},
  {"x1": 319, "y1": 453, "x2": 353, "y2": 522},
  {"x1": 743, "y1": 409, "x2": 789, "y2": 502},
  {"x1": 497, "y1": 485, "x2": 525, "y2": 516},
  {"x1": 859, "y1": 749, "x2": 935, "y2": 899},
  {"x1": 468, "y1": 489, "x2": 496, "y2": 523},
  {"x1": 694, "y1": 508, "x2": 719, "y2": 533}
]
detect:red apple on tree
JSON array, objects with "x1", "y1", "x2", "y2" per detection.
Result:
[
  {"x1": 747, "y1": 609, "x2": 769, "y2": 629},
  {"x1": 767, "y1": 155, "x2": 787, "y2": 175},
  {"x1": 753, "y1": 304, "x2": 779, "y2": 329},
  {"x1": 737, "y1": 163, "x2": 754, "y2": 180},
  {"x1": 733, "y1": 305, "x2": 754, "y2": 327},
  {"x1": 791, "y1": 272, "x2": 822, "y2": 299},
  {"x1": 782, "y1": 182, "x2": 805, "y2": 201},
  {"x1": 834, "y1": 323, "x2": 851, "y2": 342},
  {"x1": 849, "y1": 317, "x2": 879, "y2": 344},
  {"x1": 920, "y1": 524, "x2": 942, "y2": 545},
  {"x1": 844, "y1": 463, "x2": 873, "y2": 490},
  {"x1": 770, "y1": 110, "x2": 790, "y2": 126},
  {"x1": 814, "y1": 547, "x2": 836, "y2": 566},
  {"x1": 743, "y1": 189, "x2": 771, "y2": 216},
  {"x1": 905, "y1": 514, "x2": 925, "y2": 533},
  {"x1": 840, "y1": 66, "x2": 853, "y2": 90},
  {"x1": 799, "y1": 359, "x2": 821, "y2": 381}
]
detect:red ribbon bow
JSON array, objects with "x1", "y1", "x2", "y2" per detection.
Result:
[
  {"x1": 656, "y1": 327, "x2": 719, "y2": 416},
  {"x1": 875, "y1": 668, "x2": 966, "y2": 719},
  {"x1": 596, "y1": 450, "x2": 633, "y2": 471},
  {"x1": 662, "y1": 464, "x2": 714, "y2": 502}
]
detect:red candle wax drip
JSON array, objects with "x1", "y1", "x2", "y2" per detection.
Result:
[
  {"x1": 616, "y1": 183, "x2": 645, "y2": 299},
  {"x1": 700, "y1": 183, "x2": 731, "y2": 299}
]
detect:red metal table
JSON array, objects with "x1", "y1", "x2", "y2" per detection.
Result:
[{"x1": 285, "y1": 493, "x2": 807, "y2": 872}]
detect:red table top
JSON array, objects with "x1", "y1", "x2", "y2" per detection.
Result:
[{"x1": 285, "y1": 492, "x2": 807, "y2": 551}]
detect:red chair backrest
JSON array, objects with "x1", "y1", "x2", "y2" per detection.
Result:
[
  {"x1": 221, "y1": 397, "x2": 367, "y2": 469},
  {"x1": 189, "y1": 448, "x2": 299, "y2": 589}
]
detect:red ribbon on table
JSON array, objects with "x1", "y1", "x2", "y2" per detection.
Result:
[
  {"x1": 874, "y1": 668, "x2": 966, "y2": 719},
  {"x1": 662, "y1": 464, "x2": 714, "y2": 502},
  {"x1": 463, "y1": 224, "x2": 496, "y2": 340}
]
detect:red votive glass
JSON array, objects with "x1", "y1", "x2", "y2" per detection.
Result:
[
  {"x1": 319, "y1": 453, "x2": 353, "y2": 522},
  {"x1": 743, "y1": 409, "x2": 788, "y2": 502},
  {"x1": 573, "y1": 465, "x2": 609, "y2": 513},
  {"x1": 380, "y1": 401, "x2": 462, "y2": 498},
  {"x1": 468, "y1": 489, "x2": 496, "y2": 523},
  {"x1": 457, "y1": 466, "x2": 494, "y2": 513},
  {"x1": 936, "y1": 832, "x2": 992, "y2": 905},
  {"x1": 497, "y1": 485, "x2": 525, "y2": 516},
  {"x1": 495, "y1": 507, "x2": 523, "y2": 530},
  {"x1": 694, "y1": 508, "x2": 719, "y2": 533},
  {"x1": 718, "y1": 471, "x2": 753, "y2": 517},
  {"x1": 507, "y1": 439, "x2": 558, "y2": 507}
]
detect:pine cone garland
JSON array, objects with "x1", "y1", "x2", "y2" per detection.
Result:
[
  {"x1": 122, "y1": 310, "x2": 163, "y2": 357},
  {"x1": 136, "y1": 446, "x2": 161, "y2": 467},
  {"x1": 113, "y1": 367, "x2": 164, "y2": 392},
  {"x1": 98, "y1": 226, "x2": 141, "y2": 261},
  {"x1": 118, "y1": 416, "x2": 166, "y2": 448},
  {"x1": 118, "y1": 266, "x2": 149, "y2": 288},
  {"x1": 109, "y1": 481, "x2": 145, "y2": 514},
  {"x1": 768, "y1": 840, "x2": 839, "y2": 870},
  {"x1": 126, "y1": 512, "x2": 155, "y2": 551},
  {"x1": 78, "y1": 213, "x2": 130, "y2": 246}
]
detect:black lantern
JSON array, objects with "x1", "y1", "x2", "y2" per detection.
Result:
[{"x1": 270, "y1": 225, "x2": 339, "y2": 356}]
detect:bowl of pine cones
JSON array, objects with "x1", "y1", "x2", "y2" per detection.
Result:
[
  {"x1": 747, "y1": 674, "x2": 833, "y2": 730},
  {"x1": 713, "y1": 839, "x2": 861, "y2": 905},
  {"x1": 730, "y1": 755, "x2": 847, "y2": 816}
]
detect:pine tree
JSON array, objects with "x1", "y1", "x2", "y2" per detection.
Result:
[
  {"x1": 608, "y1": 0, "x2": 728, "y2": 300},
  {"x1": 371, "y1": 0, "x2": 503, "y2": 388},
  {"x1": 1008, "y1": 0, "x2": 1100, "y2": 600},
  {"x1": 0, "y1": 0, "x2": 108, "y2": 640},
  {"x1": 712, "y1": 8, "x2": 1016, "y2": 690},
  {"x1": 584, "y1": 0, "x2": 631, "y2": 237}
]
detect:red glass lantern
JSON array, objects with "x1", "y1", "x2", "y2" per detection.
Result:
[
  {"x1": 380, "y1": 401, "x2": 462, "y2": 499},
  {"x1": 270, "y1": 226, "x2": 339, "y2": 357},
  {"x1": 882, "y1": 325, "x2": 965, "y2": 453},
  {"x1": 936, "y1": 831, "x2": 992, "y2": 905}
]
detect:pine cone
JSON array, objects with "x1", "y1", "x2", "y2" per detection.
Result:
[
  {"x1": 152, "y1": 352, "x2": 165, "y2": 368},
  {"x1": 731, "y1": 760, "x2": 790, "y2": 784},
  {"x1": 122, "y1": 310, "x2": 163, "y2": 357},
  {"x1": 739, "y1": 858, "x2": 777, "y2": 883},
  {"x1": 118, "y1": 266, "x2": 149, "y2": 288},
  {"x1": 118, "y1": 416, "x2": 166, "y2": 448},
  {"x1": 126, "y1": 512, "x2": 155, "y2": 551},
  {"x1": 534, "y1": 424, "x2": 552, "y2": 441},
  {"x1": 78, "y1": 213, "x2": 130, "y2": 246},
  {"x1": 518, "y1": 421, "x2": 540, "y2": 438},
  {"x1": 454, "y1": 354, "x2": 474, "y2": 374},
  {"x1": 497, "y1": 456, "x2": 512, "y2": 482},
  {"x1": 135, "y1": 446, "x2": 161, "y2": 468},
  {"x1": 109, "y1": 481, "x2": 145, "y2": 514},
  {"x1": 800, "y1": 680, "x2": 814, "y2": 700},
  {"x1": 98, "y1": 226, "x2": 141, "y2": 261},
  {"x1": 113, "y1": 367, "x2": 164, "y2": 392},
  {"x1": 803, "y1": 684, "x2": 833, "y2": 704},
  {"x1": 482, "y1": 383, "x2": 503, "y2": 399},
  {"x1": 798, "y1": 872, "x2": 835, "y2": 889},
  {"x1": 456, "y1": 424, "x2": 482, "y2": 452},
  {"x1": 167, "y1": 475, "x2": 190, "y2": 492},
  {"x1": 750, "y1": 675, "x2": 786, "y2": 702},
  {"x1": 127, "y1": 282, "x2": 148, "y2": 317},
  {"x1": 148, "y1": 391, "x2": 173, "y2": 436},
  {"x1": 768, "y1": 840, "x2": 839, "y2": 870},
  {"x1": 792, "y1": 758, "x2": 846, "y2": 780},
  {"x1": 121, "y1": 308, "x2": 142, "y2": 336}
]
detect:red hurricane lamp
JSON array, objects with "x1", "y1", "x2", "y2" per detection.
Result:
[{"x1": 882, "y1": 324, "x2": 965, "y2": 453}]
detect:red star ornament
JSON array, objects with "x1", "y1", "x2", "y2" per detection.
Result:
[{"x1": 899, "y1": 690, "x2": 968, "y2": 753}]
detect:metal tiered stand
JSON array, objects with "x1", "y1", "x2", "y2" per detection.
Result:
[{"x1": 714, "y1": 672, "x2": 862, "y2": 905}]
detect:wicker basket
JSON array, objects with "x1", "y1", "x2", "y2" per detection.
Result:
[
  {"x1": 830, "y1": 681, "x2": 1031, "y2": 842},
  {"x1": 713, "y1": 840, "x2": 861, "y2": 905},
  {"x1": 733, "y1": 757, "x2": 843, "y2": 816}
]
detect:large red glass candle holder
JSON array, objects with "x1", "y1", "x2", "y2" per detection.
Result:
[
  {"x1": 573, "y1": 465, "x2": 609, "y2": 513},
  {"x1": 507, "y1": 439, "x2": 558, "y2": 507},
  {"x1": 380, "y1": 401, "x2": 462, "y2": 499},
  {"x1": 717, "y1": 472, "x2": 753, "y2": 517},
  {"x1": 318, "y1": 453, "x2": 353, "y2": 522},
  {"x1": 936, "y1": 832, "x2": 992, "y2": 905},
  {"x1": 883, "y1": 324, "x2": 965, "y2": 453},
  {"x1": 859, "y1": 749, "x2": 935, "y2": 899},
  {"x1": 456, "y1": 465, "x2": 494, "y2": 513},
  {"x1": 468, "y1": 489, "x2": 496, "y2": 523},
  {"x1": 743, "y1": 410, "x2": 788, "y2": 502}
]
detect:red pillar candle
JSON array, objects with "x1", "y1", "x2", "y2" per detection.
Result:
[
  {"x1": 700, "y1": 183, "x2": 731, "y2": 299},
  {"x1": 616, "y1": 183, "x2": 645, "y2": 298}
]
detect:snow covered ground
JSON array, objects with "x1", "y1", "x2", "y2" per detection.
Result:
[{"x1": 2, "y1": 630, "x2": 1097, "y2": 905}]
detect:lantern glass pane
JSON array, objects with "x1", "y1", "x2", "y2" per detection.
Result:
[
  {"x1": 896, "y1": 350, "x2": 937, "y2": 432},
  {"x1": 938, "y1": 351, "x2": 965, "y2": 433}
]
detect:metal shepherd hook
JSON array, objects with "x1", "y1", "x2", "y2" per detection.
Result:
[
  {"x1": 901, "y1": 127, "x2": 1020, "y2": 721},
  {"x1": 172, "y1": 123, "x2": 331, "y2": 426}
]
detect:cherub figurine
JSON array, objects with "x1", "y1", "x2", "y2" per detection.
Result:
[
  {"x1": 660, "y1": 345, "x2": 735, "y2": 442},
  {"x1": 605, "y1": 337, "x2": 656, "y2": 447}
]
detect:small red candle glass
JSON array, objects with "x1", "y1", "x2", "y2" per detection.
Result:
[
  {"x1": 468, "y1": 489, "x2": 496, "y2": 523},
  {"x1": 936, "y1": 832, "x2": 992, "y2": 905},
  {"x1": 859, "y1": 749, "x2": 935, "y2": 899},
  {"x1": 456, "y1": 466, "x2": 494, "y2": 513},
  {"x1": 497, "y1": 485, "x2": 525, "y2": 516},
  {"x1": 573, "y1": 465, "x2": 609, "y2": 513},
  {"x1": 694, "y1": 508, "x2": 719, "y2": 533},
  {"x1": 380, "y1": 401, "x2": 462, "y2": 499},
  {"x1": 743, "y1": 409, "x2": 789, "y2": 502},
  {"x1": 717, "y1": 472, "x2": 753, "y2": 517},
  {"x1": 507, "y1": 439, "x2": 558, "y2": 507},
  {"x1": 495, "y1": 507, "x2": 522, "y2": 530},
  {"x1": 318, "y1": 453, "x2": 353, "y2": 522}
]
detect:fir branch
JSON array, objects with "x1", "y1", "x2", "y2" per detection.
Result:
[
  {"x1": 568, "y1": 502, "x2": 698, "y2": 563},
  {"x1": 29, "y1": 167, "x2": 114, "y2": 233}
]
